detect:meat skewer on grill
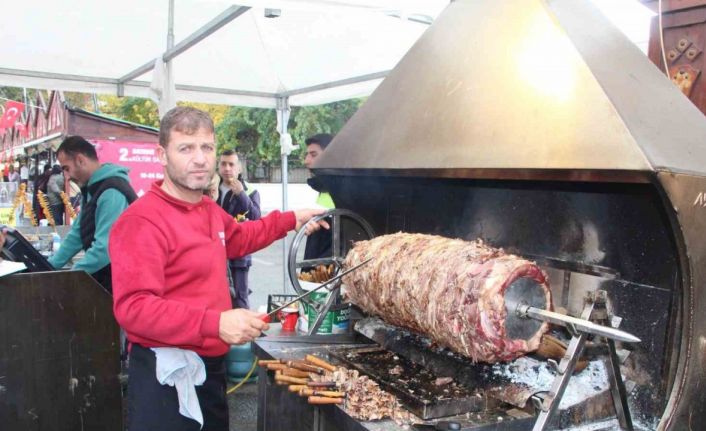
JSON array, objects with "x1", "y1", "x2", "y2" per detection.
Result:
[{"x1": 343, "y1": 233, "x2": 552, "y2": 363}]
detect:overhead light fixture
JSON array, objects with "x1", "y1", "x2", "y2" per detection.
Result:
[{"x1": 265, "y1": 8, "x2": 281, "y2": 18}]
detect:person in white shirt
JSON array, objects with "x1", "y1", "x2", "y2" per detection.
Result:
[
  {"x1": 19, "y1": 163, "x2": 29, "y2": 185},
  {"x1": 7, "y1": 165, "x2": 19, "y2": 185}
]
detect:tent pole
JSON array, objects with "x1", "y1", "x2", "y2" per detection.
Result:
[
  {"x1": 276, "y1": 97, "x2": 292, "y2": 292},
  {"x1": 118, "y1": 5, "x2": 250, "y2": 85},
  {"x1": 167, "y1": 0, "x2": 175, "y2": 50},
  {"x1": 160, "y1": 0, "x2": 176, "y2": 117}
]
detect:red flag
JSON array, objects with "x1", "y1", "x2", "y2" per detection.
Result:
[
  {"x1": 15, "y1": 122, "x2": 28, "y2": 137},
  {"x1": 0, "y1": 101, "x2": 25, "y2": 129}
]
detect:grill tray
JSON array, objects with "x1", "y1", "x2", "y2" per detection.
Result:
[{"x1": 329, "y1": 346, "x2": 487, "y2": 420}]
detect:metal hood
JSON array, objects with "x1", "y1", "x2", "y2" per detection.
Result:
[{"x1": 315, "y1": 0, "x2": 706, "y2": 179}]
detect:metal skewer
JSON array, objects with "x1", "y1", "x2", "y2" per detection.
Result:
[
  {"x1": 266, "y1": 257, "x2": 373, "y2": 318},
  {"x1": 516, "y1": 304, "x2": 641, "y2": 343}
]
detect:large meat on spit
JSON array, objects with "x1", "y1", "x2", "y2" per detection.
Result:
[{"x1": 342, "y1": 233, "x2": 552, "y2": 363}]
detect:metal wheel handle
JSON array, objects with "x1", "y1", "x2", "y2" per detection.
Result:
[{"x1": 287, "y1": 209, "x2": 375, "y2": 316}]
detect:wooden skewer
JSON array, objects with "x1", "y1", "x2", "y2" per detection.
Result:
[
  {"x1": 308, "y1": 396, "x2": 343, "y2": 405},
  {"x1": 287, "y1": 360, "x2": 325, "y2": 375},
  {"x1": 305, "y1": 354, "x2": 337, "y2": 372},
  {"x1": 313, "y1": 390, "x2": 345, "y2": 398},
  {"x1": 266, "y1": 363, "x2": 288, "y2": 371},
  {"x1": 258, "y1": 359, "x2": 281, "y2": 366},
  {"x1": 282, "y1": 368, "x2": 311, "y2": 379},
  {"x1": 274, "y1": 374, "x2": 308, "y2": 385},
  {"x1": 299, "y1": 388, "x2": 345, "y2": 398},
  {"x1": 307, "y1": 381, "x2": 337, "y2": 388}
]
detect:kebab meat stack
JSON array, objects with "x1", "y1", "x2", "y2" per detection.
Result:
[{"x1": 343, "y1": 233, "x2": 552, "y2": 363}]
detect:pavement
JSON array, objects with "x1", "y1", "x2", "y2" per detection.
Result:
[
  {"x1": 248, "y1": 230, "x2": 299, "y2": 311},
  {"x1": 227, "y1": 382, "x2": 259, "y2": 431}
]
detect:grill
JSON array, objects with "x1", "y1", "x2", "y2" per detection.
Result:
[{"x1": 253, "y1": 0, "x2": 706, "y2": 429}]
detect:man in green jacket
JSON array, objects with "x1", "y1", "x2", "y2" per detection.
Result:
[{"x1": 49, "y1": 136, "x2": 137, "y2": 292}]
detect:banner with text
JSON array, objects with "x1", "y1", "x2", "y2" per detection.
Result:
[{"x1": 93, "y1": 140, "x2": 163, "y2": 197}]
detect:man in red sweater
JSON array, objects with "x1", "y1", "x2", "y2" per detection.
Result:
[{"x1": 109, "y1": 106, "x2": 327, "y2": 431}]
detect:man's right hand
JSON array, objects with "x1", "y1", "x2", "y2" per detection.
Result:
[
  {"x1": 226, "y1": 176, "x2": 244, "y2": 195},
  {"x1": 0, "y1": 228, "x2": 6, "y2": 252},
  {"x1": 218, "y1": 308, "x2": 270, "y2": 344}
]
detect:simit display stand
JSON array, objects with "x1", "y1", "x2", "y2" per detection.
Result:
[{"x1": 0, "y1": 271, "x2": 121, "y2": 430}]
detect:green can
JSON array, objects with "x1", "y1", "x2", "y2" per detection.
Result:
[
  {"x1": 305, "y1": 291, "x2": 333, "y2": 333},
  {"x1": 301, "y1": 291, "x2": 349, "y2": 334}
]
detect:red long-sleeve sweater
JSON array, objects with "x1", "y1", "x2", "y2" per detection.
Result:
[{"x1": 109, "y1": 181, "x2": 295, "y2": 357}]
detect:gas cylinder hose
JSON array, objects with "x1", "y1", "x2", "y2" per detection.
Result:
[{"x1": 226, "y1": 356, "x2": 259, "y2": 395}]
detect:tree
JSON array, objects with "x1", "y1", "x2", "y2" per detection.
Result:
[
  {"x1": 98, "y1": 96, "x2": 160, "y2": 127},
  {"x1": 63, "y1": 92, "x2": 95, "y2": 111},
  {"x1": 0, "y1": 87, "x2": 25, "y2": 103},
  {"x1": 291, "y1": 99, "x2": 363, "y2": 146},
  {"x1": 214, "y1": 98, "x2": 364, "y2": 168},
  {"x1": 289, "y1": 99, "x2": 364, "y2": 165},
  {"x1": 215, "y1": 107, "x2": 279, "y2": 164}
]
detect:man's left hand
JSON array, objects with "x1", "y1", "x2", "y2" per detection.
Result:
[{"x1": 294, "y1": 209, "x2": 330, "y2": 235}]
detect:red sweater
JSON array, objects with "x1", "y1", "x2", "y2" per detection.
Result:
[{"x1": 109, "y1": 181, "x2": 295, "y2": 357}]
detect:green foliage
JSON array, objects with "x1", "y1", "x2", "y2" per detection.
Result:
[
  {"x1": 63, "y1": 92, "x2": 94, "y2": 110},
  {"x1": 0, "y1": 86, "x2": 25, "y2": 103},
  {"x1": 215, "y1": 107, "x2": 279, "y2": 163},
  {"x1": 290, "y1": 99, "x2": 364, "y2": 150},
  {"x1": 215, "y1": 98, "x2": 364, "y2": 166},
  {"x1": 98, "y1": 96, "x2": 160, "y2": 128}
]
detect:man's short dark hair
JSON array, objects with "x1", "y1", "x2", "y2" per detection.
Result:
[
  {"x1": 305, "y1": 133, "x2": 333, "y2": 150},
  {"x1": 57, "y1": 136, "x2": 98, "y2": 161},
  {"x1": 159, "y1": 106, "x2": 214, "y2": 148},
  {"x1": 220, "y1": 149, "x2": 236, "y2": 157}
]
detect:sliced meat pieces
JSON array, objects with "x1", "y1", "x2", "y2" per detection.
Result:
[{"x1": 342, "y1": 233, "x2": 551, "y2": 363}]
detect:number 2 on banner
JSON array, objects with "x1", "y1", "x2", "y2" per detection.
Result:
[{"x1": 118, "y1": 148, "x2": 128, "y2": 162}]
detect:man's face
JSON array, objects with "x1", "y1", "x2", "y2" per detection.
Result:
[
  {"x1": 58, "y1": 152, "x2": 89, "y2": 186},
  {"x1": 218, "y1": 154, "x2": 241, "y2": 182},
  {"x1": 304, "y1": 143, "x2": 323, "y2": 169},
  {"x1": 158, "y1": 128, "x2": 216, "y2": 192}
]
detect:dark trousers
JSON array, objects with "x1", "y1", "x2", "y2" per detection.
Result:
[
  {"x1": 50, "y1": 202, "x2": 64, "y2": 225},
  {"x1": 230, "y1": 265, "x2": 251, "y2": 309},
  {"x1": 127, "y1": 344, "x2": 229, "y2": 431}
]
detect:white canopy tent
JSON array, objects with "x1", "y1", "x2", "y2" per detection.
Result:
[
  {"x1": 0, "y1": 0, "x2": 655, "y2": 286},
  {"x1": 0, "y1": 0, "x2": 654, "y2": 176},
  {"x1": 0, "y1": 0, "x2": 654, "y2": 108},
  {"x1": 0, "y1": 0, "x2": 449, "y2": 108}
]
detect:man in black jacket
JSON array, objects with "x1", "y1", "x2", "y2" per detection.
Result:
[{"x1": 216, "y1": 150, "x2": 261, "y2": 308}]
